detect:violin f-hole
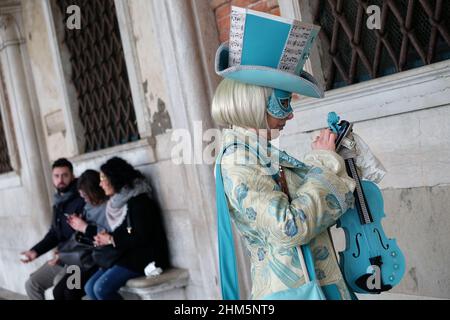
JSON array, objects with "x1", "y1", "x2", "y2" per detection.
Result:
[
  {"x1": 352, "y1": 233, "x2": 363, "y2": 258},
  {"x1": 374, "y1": 228, "x2": 390, "y2": 250}
]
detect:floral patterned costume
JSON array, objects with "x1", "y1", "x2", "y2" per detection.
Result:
[{"x1": 219, "y1": 127, "x2": 357, "y2": 299}]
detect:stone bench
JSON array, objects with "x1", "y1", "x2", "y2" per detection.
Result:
[{"x1": 119, "y1": 268, "x2": 189, "y2": 300}]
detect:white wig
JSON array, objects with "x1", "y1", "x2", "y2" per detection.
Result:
[{"x1": 212, "y1": 79, "x2": 271, "y2": 129}]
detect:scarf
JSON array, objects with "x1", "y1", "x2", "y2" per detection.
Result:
[
  {"x1": 53, "y1": 180, "x2": 78, "y2": 207},
  {"x1": 84, "y1": 202, "x2": 109, "y2": 232},
  {"x1": 106, "y1": 178, "x2": 152, "y2": 232}
]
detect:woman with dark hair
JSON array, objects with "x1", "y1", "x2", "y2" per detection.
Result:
[
  {"x1": 72, "y1": 169, "x2": 110, "y2": 233},
  {"x1": 53, "y1": 169, "x2": 108, "y2": 300},
  {"x1": 84, "y1": 157, "x2": 170, "y2": 300}
]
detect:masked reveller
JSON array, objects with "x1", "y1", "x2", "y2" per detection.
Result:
[{"x1": 213, "y1": 7, "x2": 357, "y2": 300}]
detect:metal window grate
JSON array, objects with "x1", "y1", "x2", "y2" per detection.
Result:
[
  {"x1": 314, "y1": 0, "x2": 450, "y2": 90},
  {"x1": 0, "y1": 113, "x2": 12, "y2": 174},
  {"x1": 0, "y1": 66, "x2": 12, "y2": 175},
  {"x1": 56, "y1": 0, "x2": 139, "y2": 153}
]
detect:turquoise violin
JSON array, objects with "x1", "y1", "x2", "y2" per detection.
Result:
[{"x1": 328, "y1": 113, "x2": 406, "y2": 294}]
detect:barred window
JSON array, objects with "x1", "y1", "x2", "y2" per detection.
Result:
[
  {"x1": 0, "y1": 67, "x2": 12, "y2": 175},
  {"x1": 312, "y1": 0, "x2": 450, "y2": 90},
  {"x1": 56, "y1": 0, "x2": 139, "y2": 153},
  {"x1": 0, "y1": 113, "x2": 12, "y2": 175}
]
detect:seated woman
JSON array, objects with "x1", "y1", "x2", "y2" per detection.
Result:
[
  {"x1": 84, "y1": 157, "x2": 170, "y2": 300},
  {"x1": 53, "y1": 169, "x2": 108, "y2": 300}
]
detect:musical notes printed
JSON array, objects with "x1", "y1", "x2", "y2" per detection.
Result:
[
  {"x1": 278, "y1": 21, "x2": 318, "y2": 73},
  {"x1": 228, "y1": 7, "x2": 246, "y2": 67}
]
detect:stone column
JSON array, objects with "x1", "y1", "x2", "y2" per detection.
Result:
[
  {"x1": 0, "y1": 10, "x2": 55, "y2": 293},
  {"x1": 148, "y1": 0, "x2": 224, "y2": 299},
  {"x1": 0, "y1": 13, "x2": 52, "y2": 228}
]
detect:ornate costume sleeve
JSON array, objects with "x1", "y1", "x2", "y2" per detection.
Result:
[
  {"x1": 221, "y1": 147, "x2": 355, "y2": 248},
  {"x1": 301, "y1": 149, "x2": 356, "y2": 199}
]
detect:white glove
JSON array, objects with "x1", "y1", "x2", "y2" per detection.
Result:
[{"x1": 337, "y1": 133, "x2": 386, "y2": 184}]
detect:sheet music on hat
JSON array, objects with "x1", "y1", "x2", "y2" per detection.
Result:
[
  {"x1": 228, "y1": 6, "x2": 320, "y2": 75},
  {"x1": 282, "y1": 20, "x2": 320, "y2": 75},
  {"x1": 229, "y1": 7, "x2": 246, "y2": 66}
]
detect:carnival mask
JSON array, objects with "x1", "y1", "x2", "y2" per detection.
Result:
[{"x1": 267, "y1": 89, "x2": 293, "y2": 119}]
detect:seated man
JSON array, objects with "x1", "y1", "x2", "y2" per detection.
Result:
[{"x1": 20, "y1": 158, "x2": 85, "y2": 300}]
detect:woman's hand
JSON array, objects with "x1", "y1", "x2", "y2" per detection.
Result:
[
  {"x1": 312, "y1": 129, "x2": 337, "y2": 152},
  {"x1": 94, "y1": 231, "x2": 114, "y2": 247},
  {"x1": 67, "y1": 214, "x2": 88, "y2": 233}
]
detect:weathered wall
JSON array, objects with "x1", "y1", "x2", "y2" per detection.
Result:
[
  {"x1": 0, "y1": 0, "x2": 222, "y2": 299},
  {"x1": 279, "y1": 63, "x2": 450, "y2": 299},
  {"x1": 126, "y1": 0, "x2": 172, "y2": 136},
  {"x1": 122, "y1": 0, "x2": 221, "y2": 299},
  {"x1": 0, "y1": 2, "x2": 54, "y2": 294},
  {"x1": 22, "y1": 0, "x2": 72, "y2": 159}
]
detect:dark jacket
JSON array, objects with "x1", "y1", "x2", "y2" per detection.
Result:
[
  {"x1": 111, "y1": 194, "x2": 170, "y2": 274},
  {"x1": 32, "y1": 180, "x2": 85, "y2": 256}
]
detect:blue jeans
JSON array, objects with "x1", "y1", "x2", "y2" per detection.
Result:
[{"x1": 84, "y1": 265, "x2": 142, "y2": 300}]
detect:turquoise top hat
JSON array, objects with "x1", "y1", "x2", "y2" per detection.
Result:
[{"x1": 215, "y1": 6, "x2": 323, "y2": 98}]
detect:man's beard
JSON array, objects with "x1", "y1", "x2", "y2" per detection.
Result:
[{"x1": 56, "y1": 183, "x2": 72, "y2": 194}]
